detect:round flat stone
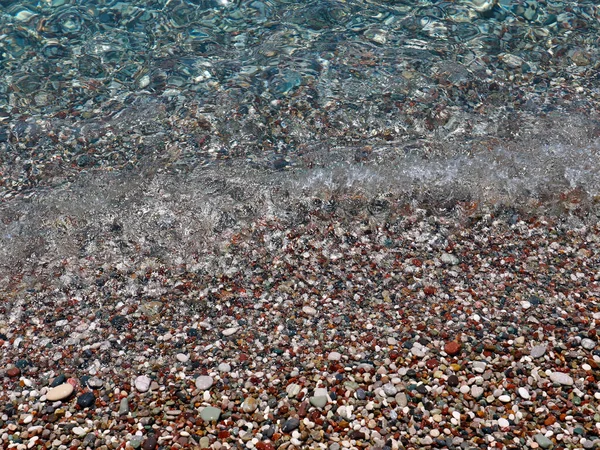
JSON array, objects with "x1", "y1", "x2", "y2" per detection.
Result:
[
  {"x1": 444, "y1": 341, "x2": 461, "y2": 356},
  {"x1": 218, "y1": 362, "x2": 231, "y2": 372},
  {"x1": 447, "y1": 375, "x2": 459, "y2": 387},
  {"x1": 46, "y1": 383, "x2": 74, "y2": 401},
  {"x1": 195, "y1": 376, "x2": 213, "y2": 390},
  {"x1": 135, "y1": 375, "x2": 151, "y2": 392},
  {"x1": 176, "y1": 353, "x2": 189, "y2": 363}
]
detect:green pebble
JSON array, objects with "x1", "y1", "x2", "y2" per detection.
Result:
[
  {"x1": 534, "y1": 433, "x2": 553, "y2": 449},
  {"x1": 201, "y1": 406, "x2": 222, "y2": 422}
]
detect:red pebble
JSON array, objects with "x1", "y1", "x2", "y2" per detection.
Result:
[
  {"x1": 444, "y1": 341, "x2": 461, "y2": 356},
  {"x1": 426, "y1": 358, "x2": 438, "y2": 369},
  {"x1": 67, "y1": 378, "x2": 79, "y2": 390},
  {"x1": 6, "y1": 367, "x2": 20, "y2": 377},
  {"x1": 424, "y1": 286, "x2": 436, "y2": 296}
]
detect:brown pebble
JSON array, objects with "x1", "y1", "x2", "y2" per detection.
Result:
[
  {"x1": 444, "y1": 341, "x2": 461, "y2": 356},
  {"x1": 7, "y1": 367, "x2": 20, "y2": 377}
]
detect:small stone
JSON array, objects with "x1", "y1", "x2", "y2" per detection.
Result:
[
  {"x1": 222, "y1": 327, "x2": 238, "y2": 336},
  {"x1": 518, "y1": 387, "x2": 530, "y2": 399},
  {"x1": 549, "y1": 371, "x2": 573, "y2": 386},
  {"x1": 195, "y1": 376, "x2": 213, "y2": 390},
  {"x1": 282, "y1": 418, "x2": 300, "y2": 433},
  {"x1": 119, "y1": 398, "x2": 130, "y2": 415},
  {"x1": 472, "y1": 361, "x2": 486, "y2": 373},
  {"x1": 534, "y1": 433, "x2": 554, "y2": 449},
  {"x1": 471, "y1": 386, "x2": 484, "y2": 398},
  {"x1": 447, "y1": 375, "x2": 459, "y2": 387},
  {"x1": 310, "y1": 396, "x2": 327, "y2": 408},
  {"x1": 142, "y1": 435, "x2": 158, "y2": 450},
  {"x1": 46, "y1": 383, "x2": 74, "y2": 401},
  {"x1": 200, "y1": 406, "x2": 221, "y2": 422},
  {"x1": 50, "y1": 374, "x2": 67, "y2": 387},
  {"x1": 176, "y1": 353, "x2": 189, "y2": 363},
  {"x1": 581, "y1": 338, "x2": 595, "y2": 350},
  {"x1": 242, "y1": 396, "x2": 259, "y2": 413},
  {"x1": 382, "y1": 383, "x2": 397, "y2": 396},
  {"x1": 218, "y1": 362, "x2": 231, "y2": 372},
  {"x1": 72, "y1": 426, "x2": 87, "y2": 437},
  {"x1": 396, "y1": 392, "x2": 408, "y2": 407},
  {"x1": 87, "y1": 377, "x2": 103, "y2": 389},
  {"x1": 135, "y1": 375, "x2": 152, "y2": 392},
  {"x1": 498, "y1": 418, "x2": 510, "y2": 428},
  {"x1": 531, "y1": 345, "x2": 547, "y2": 358},
  {"x1": 77, "y1": 392, "x2": 96, "y2": 408},
  {"x1": 498, "y1": 394, "x2": 511, "y2": 402},
  {"x1": 6, "y1": 367, "x2": 20, "y2": 377},
  {"x1": 328, "y1": 351, "x2": 342, "y2": 361},
  {"x1": 444, "y1": 341, "x2": 461, "y2": 356},
  {"x1": 302, "y1": 306, "x2": 317, "y2": 315},
  {"x1": 199, "y1": 436, "x2": 210, "y2": 449}
]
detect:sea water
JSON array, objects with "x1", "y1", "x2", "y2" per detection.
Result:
[{"x1": 1, "y1": 0, "x2": 600, "y2": 279}]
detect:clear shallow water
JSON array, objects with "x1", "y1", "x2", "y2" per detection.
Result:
[{"x1": 1, "y1": 0, "x2": 600, "y2": 277}]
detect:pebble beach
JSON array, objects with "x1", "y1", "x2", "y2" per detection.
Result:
[
  {"x1": 2, "y1": 208, "x2": 600, "y2": 450},
  {"x1": 2, "y1": 0, "x2": 600, "y2": 449}
]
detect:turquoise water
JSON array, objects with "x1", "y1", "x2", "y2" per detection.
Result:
[{"x1": 1, "y1": 0, "x2": 600, "y2": 272}]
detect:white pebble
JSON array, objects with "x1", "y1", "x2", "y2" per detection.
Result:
[
  {"x1": 134, "y1": 375, "x2": 151, "y2": 393},
  {"x1": 518, "y1": 387, "x2": 530, "y2": 399},
  {"x1": 328, "y1": 351, "x2": 342, "y2": 361},
  {"x1": 498, "y1": 418, "x2": 509, "y2": 428}
]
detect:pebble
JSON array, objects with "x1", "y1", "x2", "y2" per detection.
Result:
[
  {"x1": 176, "y1": 353, "x2": 189, "y2": 362},
  {"x1": 195, "y1": 376, "x2": 214, "y2": 390},
  {"x1": 119, "y1": 397, "x2": 130, "y2": 415},
  {"x1": 302, "y1": 306, "x2": 317, "y2": 315},
  {"x1": 282, "y1": 418, "x2": 300, "y2": 432},
  {"x1": 242, "y1": 396, "x2": 259, "y2": 413},
  {"x1": 518, "y1": 387, "x2": 530, "y2": 399},
  {"x1": 581, "y1": 338, "x2": 595, "y2": 350},
  {"x1": 498, "y1": 418, "x2": 509, "y2": 428},
  {"x1": 77, "y1": 392, "x2": 96, "y2": 408},
  {"x1": 218, "y1": 362, "x2": 231, "y2": 372},
  {"x1": 534, "y1": 433, "x2": 554, "y2": 449},
  {"x1": 6, "y1": 367, "x2": 20, "y2": 377},
  {"x1": 46, "y1": 383, "x2": 74, "y2": 401},
  {"x1": 472, "y1": 361, "x2": 486, "y2": 373},
  {"x1": 135, "y1": 375, "x2": 152, "y2": 392},
  {"x1": 200, "y1": 406, "x2": 222, "y2": 422},
  {"x1": 444, "y1": 341, "x2": 461, "y2": 356},
  {"x1": 531, "y1": 345, "x2": 547, "y2": 358},
  {"x1": 327, "y1": 351, "x2": 342, "y2": 361},
  {"x1": 471, "y1": 386, "x2": 484, "y2": 398},
  {"x1": 87, "y1": 377, "x2": 103, "y2": 389},
  {"x1": 549, "y1": 371, "x2": 574, "y2": 386},
  {"x1": 222, "y1": 327, "x2": 238, "y2": 336}
]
